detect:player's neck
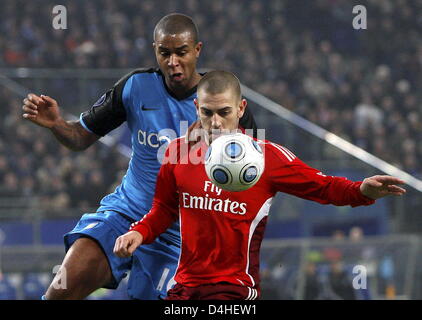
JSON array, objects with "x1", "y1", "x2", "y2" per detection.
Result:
[{"x1": 166, "y1": 72, "x2": 202, "y2": 100}]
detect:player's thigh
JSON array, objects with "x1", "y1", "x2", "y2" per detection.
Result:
[
  {"x1": 127, "y1": 238, "x2": 180, "y2": 300},
  {"x1": 63, "y1": 212, "x2": 133, "y2": 288},
  {"x1": 46, "y1": 237, "x2": 113, "y2": 299},
  {"x1": 54, "y1": 237, "x2": 112, "y2": 286}
]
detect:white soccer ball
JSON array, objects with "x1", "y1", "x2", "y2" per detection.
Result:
[{"x1": 204, "y1": 133, "x2": 265, "y2": 192}]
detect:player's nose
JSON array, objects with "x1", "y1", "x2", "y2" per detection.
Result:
[
  {"x1": 211, "y1": 114, "x2": 223, "y2": 128},
  {"x1": 168, "y1": 54, "x2": 180, "y2": 67}
]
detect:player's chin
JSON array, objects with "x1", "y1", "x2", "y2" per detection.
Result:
[{"x1": 169, "y1": 74, "x2": 186, "y2": 86}]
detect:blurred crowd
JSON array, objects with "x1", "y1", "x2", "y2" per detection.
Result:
[
  {"x1": 260, "y1": 226, "x2": 414, "y2": 300},
  {"x1": 0, "y1": 0, "x2": 421, "y2": 215},
  {"x1": 0, "y1": 88, "x2": 128, "y2": 217}
]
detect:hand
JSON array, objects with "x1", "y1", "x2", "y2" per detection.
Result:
[
  {"x1": 360, "y1": 175, "x2": 406, "y2": 200},
  {"x1": 113, "y1": 231, "x2": 143, "y2": 258},
  {"x1": 22, "y1": 93, "x2": 62, "y2": 128}
]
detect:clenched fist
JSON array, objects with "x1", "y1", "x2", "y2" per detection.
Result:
[{"x1": 113, "y1": 231, "x2": 144, "y2": 258}]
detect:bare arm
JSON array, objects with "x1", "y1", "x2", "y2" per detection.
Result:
[
  {"x1": 50, "y1": 118, "x2": 100, "y2": 151},
  {"x1": 23, "y1": 93, "x2": 100, "y2": 151}
]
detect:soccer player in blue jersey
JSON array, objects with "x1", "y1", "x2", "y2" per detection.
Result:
[{"x1": 21, "y1": 13, "x2": 257, "y2": 300}]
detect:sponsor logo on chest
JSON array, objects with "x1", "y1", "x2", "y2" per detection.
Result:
[{"x1": 181, "y1": 181, "x2": 247, "y2": 215}]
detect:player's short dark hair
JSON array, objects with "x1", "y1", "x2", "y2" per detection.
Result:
[
  {"x1": 154, "y1": 13, "x2": 199, "y2": 44},
  {"x1": 198, "y1": 70, "x2": 242, "y2": 102}
]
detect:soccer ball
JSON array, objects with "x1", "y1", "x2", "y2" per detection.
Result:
[{"x1": 204, "y1": 133, "x2": 265, "y2": 192}]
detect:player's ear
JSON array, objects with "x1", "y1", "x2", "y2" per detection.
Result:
[
  {"x1": 238, "y1": 98, "x2": 247, "y2": 118},
  {"x1": 194, "y1": 98, "x2": 200, "y2": 114},
  {"x1": 195, "y1": 41, "x2": 203, "y2": 58}
]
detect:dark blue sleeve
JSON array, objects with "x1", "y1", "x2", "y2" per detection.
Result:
[{"x1": 79, "y1": 72, "x2": 130, "y2": 137}]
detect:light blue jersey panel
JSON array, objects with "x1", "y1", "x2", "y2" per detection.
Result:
[{"x1": 98, "y1": 72, "x2": 198, "y2": 245}]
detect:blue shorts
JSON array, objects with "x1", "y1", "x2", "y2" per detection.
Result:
[{"x1": 64, "y1": 211, "x2": 180, "y2": 300}]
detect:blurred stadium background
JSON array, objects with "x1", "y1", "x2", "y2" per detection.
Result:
[{"x1": 0, "y1": 0, "x2": 421, "y2": 299}]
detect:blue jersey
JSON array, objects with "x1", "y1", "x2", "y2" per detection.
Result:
[{"x1": 79, "y1": 68, "x2": 257, "y2": 246}]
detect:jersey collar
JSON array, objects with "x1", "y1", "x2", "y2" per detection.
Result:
[{"x1": 158, "y1": 69, "x2": 200, "y2": 101}]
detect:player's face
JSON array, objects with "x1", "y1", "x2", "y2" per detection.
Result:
[
  {"x1": 154, "y1": 31, "x2": 202, "y2": 91},
  {"x1": 195, "y1": 89, "x2": 246, "y2": 143}
]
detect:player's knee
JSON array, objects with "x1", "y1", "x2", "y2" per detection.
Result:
[
  {"x1": 46, "y1": 263, "x2": 95, "y2": 297},
  {"x1": 45, "y1": 261, "x2": 109, "y2": 299},
  {"x1": 66, "y1": 239, "x2": 112, "y2": 281},
  {"x1": 45, "y1": 237, "x2": 113, "y2": 299}
]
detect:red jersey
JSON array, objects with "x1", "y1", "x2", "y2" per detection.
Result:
[{"x1": 130, "y1": 136, "x2": 374, "y2": 291}]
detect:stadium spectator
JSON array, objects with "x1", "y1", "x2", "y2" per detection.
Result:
[
  {"x1": 349, "y1": 226, "x2": 364, "y2": 243},
  {"x1": 259, "y1": 262, "x2": 281, "y2": 300},
  {"x1": 327, "y1": 260, "x2": 356, "y2": 300},
  {"x1": 303, "y1": 262, "x2": 322, "y2": 300},
  {"x1": 2, "y1": 173, "x2": 20, "y2": 197}
]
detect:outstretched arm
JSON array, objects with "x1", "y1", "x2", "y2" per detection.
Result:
[
  {"x1": 266, "y1": 143, "x2": 406, "y2": 206},
  {"x1": 22, "y1": 94, "x2": 99, "y2": 151},
  {"x1": 360, "y1": 175, "x2": 406, "y2": 199}
]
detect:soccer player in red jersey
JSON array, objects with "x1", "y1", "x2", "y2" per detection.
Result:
[{"x1": 114, "y1": 70, "x2": 406, "y2": 300}]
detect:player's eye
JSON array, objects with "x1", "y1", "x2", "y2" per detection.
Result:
[
  {"x1": 218, "y1": 110, "x2": 231, "y2": 117},
  {"x1": 160, "y1": 51, "x2": 170, "y2": 57},
  {"x1": 177, "y1": 51, "x2": 187, "y2": 56},
  {"x1": 202, "y1": 109, "x2": 213, "y2": 117}
]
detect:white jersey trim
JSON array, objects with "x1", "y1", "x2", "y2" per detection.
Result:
[
  {"x1": 172, "y1": 208, "x2": 183, "y2": 286},
  {"x1": 245, "y1": 197, "x2": 273, "y2": 287},
  {"x1": 270, "y1": 143, "x2": 296, "y2": 162},
  {"x1": 245, "y1": 287, "x2": 258, "y2": 300}
]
